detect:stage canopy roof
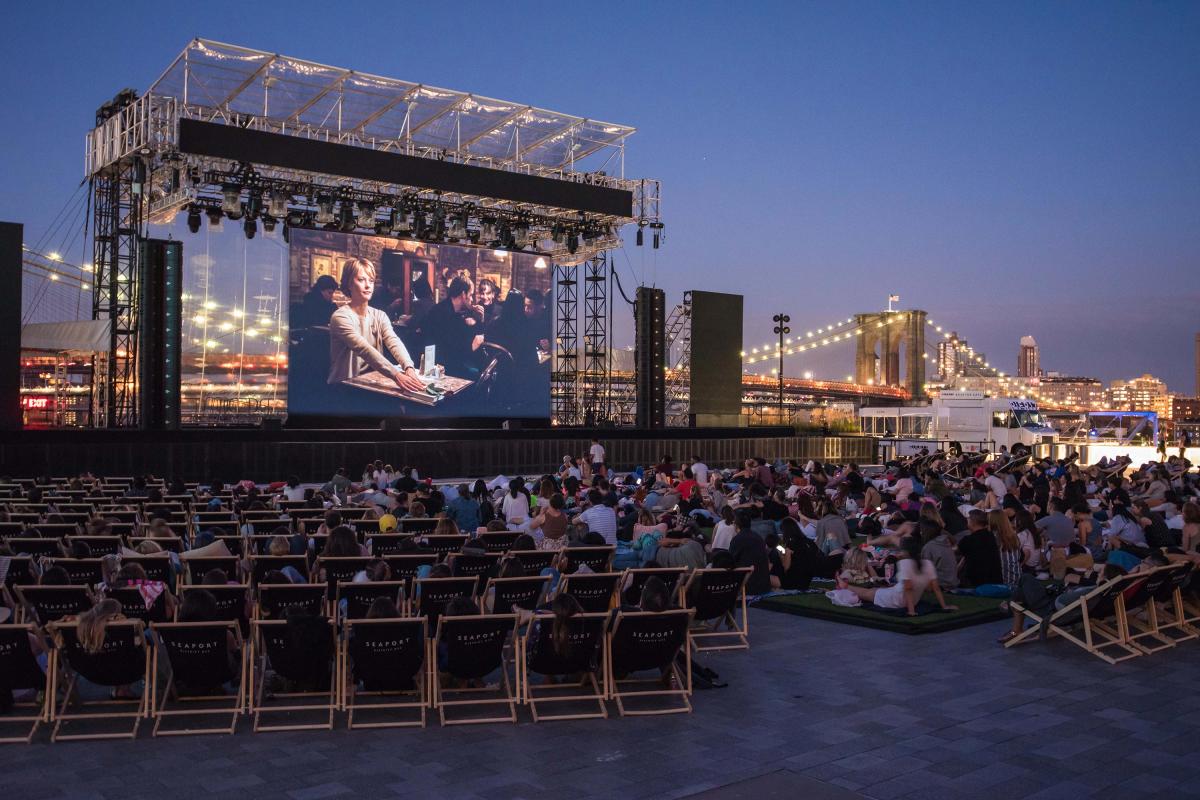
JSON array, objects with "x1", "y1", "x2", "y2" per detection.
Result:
[
  {"x1": 21, "y1": 320, "x2": 111, "y2": 353},
  {"x1": 148, "y1": 39, "x2": 636, "y2": 173}
]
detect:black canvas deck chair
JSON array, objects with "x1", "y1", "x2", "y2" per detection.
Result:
[
  {"x1": 368, "y1": 533, "x2": 414, "y2": 556},
  {"x1": 519, "y1": 612, "x2": 607, "y2": 721},
  {"x1": 562, "y1": 546, "x2": 615, "y2": 574},
  {"x1": 399, "y1": 517, "x2": 439, "y2": 534},
  {"x1": 181, "y1": 555, "x2": 239, "y2": 586},
  {"x1": 121, "y1": 554, "x2": 173, "y2": 584},
  {"x1": 447, "y1": 551, "x2": 501, "y2": 580},
  {"x1": 0, "y1": 624, "x2": 52, "y2": 743},
  {"x1": 433, "y1": 613, "x2": 519, "y2": 725},
  {"x1": 6, "y1": 538, "x2": 64, "y2": 558},
  {"x1": 250, "y1": 616, "x2": 337, "y2": 732},
  {"x1": 105, "y1": 586, "x2": 172, "y2": 627},
  {"x1": 478, "y1": 531, "x2": 522, "y2": 553},
  {"x1": 255, "y1": 583, "x2": 326, "y2": 620},
  {"x1": 1126, "y1": 562, "x2": 1196, "y2": 652},
  {"x1": 382, "y1": 553, "x2": 439, "y2": 594},
  {"x1": 485, "y1": 575, "x2": 552, "y2": 614},
  {"x1": 341, "y1": 617, "x2": 427, "y2": 728},
  {"x1": 248, "y1": 555, "x2": 309, "y2": 587},
  {"x1": 1006, "y1": 572, "x2": 1147, "y2": 664},
  {"x1": 2, "y1": 556, "x2": 35, "y2": 594},
  {"x1": 510, "y1": 549, "x2": 556, "y2": 574},
  {"x1": 413, "y1": 577, "x2": 479, "y2": 630},
  {"x1": 605, "y1": 609, "x2": 694, "y2": 716},
  {"x1": 65, "y1": 536, "x2": 122, "y2": 557},
  {"x1": 14, "y1": 585, "x2": 92, "y2": 626},
  {"x1": 150, "y1": 621, "x2": 245, "y2": 736},
  {"x1": 178, "y1": 585, "x2": 249, "y2": 631},
  {"x1": 49, "y1": 619, "x2": 151, "y2": 741},
  {"x1": 421, "y1": 534, "x2": 470, "y2": 556},
  {"x1": 620, "y1": 567, "x2": 689, "y2": 606},
  {"x1": 47, "y1": 558, "x2": 105, "y2": 587},
  {"x1": 557, "y1": 572, "x2": 621, "y2": 613},
  {"x1": 128, "y1": 535, "x2": 185, "y2": 554},
  {"x1": 314, "y1": 556, "x2": 374, "y2": 599},
  {"x1": 336, "y1": 581, "x2": 405, "y2": 620},
  {"x1": 681, "y1": 567, "x2": 754, "y2": 652}
]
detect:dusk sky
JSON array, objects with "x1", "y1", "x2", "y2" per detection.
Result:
[{"x1": 4, "y1": 1, "x2": 1198, "y2": 391}]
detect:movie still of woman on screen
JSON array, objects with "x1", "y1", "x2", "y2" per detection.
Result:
[{"x1": 287, "y1": 229, "x2": 552, "y2": 421}]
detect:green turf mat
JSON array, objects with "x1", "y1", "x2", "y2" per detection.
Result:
[{"x1": 753, "y1": 592, "x2": 1007, "y2": 635}]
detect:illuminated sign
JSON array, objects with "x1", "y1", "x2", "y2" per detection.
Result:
[{"x1": 21, "y1": 396, "x2": 52, "y2": 410}]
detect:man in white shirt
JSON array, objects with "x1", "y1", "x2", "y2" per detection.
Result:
[
  {"x1": 577, "y1": 489, "x2": 617, "y2": 545},
  {"x1": 690, "y1": 456, "x2": 709, "y2": 490},
  {"x1": 589, "y1": 439, "x2": 606, "y2": 476},
  {"x1": 983, "y1": 468, "x2": 1007, "y2": 501}
]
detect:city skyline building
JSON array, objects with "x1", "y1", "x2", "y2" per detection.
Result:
[
  {"x1": 1018, "y1": 335, "x2": 1041, "y2": 378},
  {"x1": 1038, "y1": 375, "x2": 1103, "y2": 411},
  {"x1": 1106, "y1": 374, "x2": 1169, "y2": 415}
]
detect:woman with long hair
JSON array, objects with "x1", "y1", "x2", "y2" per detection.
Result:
[
  {"x1": 529, "y1": 493, "x2": 569, "y2": 551},
  {"x1": 1012, "y1": 508, "x2": 1044, "y2": 571},
  {"x1": 841, "y1": 536, "x2": 956, "y2": 616},
  {"x1": 501, "y1": 477, "x2": 531, "y2": 530},
  {"x1": 550, "y1": 593, "x2": 583, "y2": 657},
  {"x1": 988, "y1": 509, "x2": 1022, "y2": 588},
  {"x1": 433, "y1": 517, "x2": 460, "y2": 537},
  {"x1": 327, "y1": 257, "x2": 425, "y2": 392},
  {"x1": 1182, "y1": 501, "x2": 1200, "y2": 554},
  {"x1": 76, "y1": 598, "x2": 125, "y2": 655}
]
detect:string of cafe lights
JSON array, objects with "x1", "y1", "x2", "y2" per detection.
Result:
[{"x1": 741, "y1": 317, "x2": 862, "y2": 365}]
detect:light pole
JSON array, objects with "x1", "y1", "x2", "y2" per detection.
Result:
[{"x1": 772, "y1": 313, "x2": 790, "y2": 421}]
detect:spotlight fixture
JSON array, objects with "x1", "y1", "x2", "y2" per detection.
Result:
[
  {"x1": 314, "y1": 194, "x2": 335, "y2": 225},
  {"x1": 635, "y1": 226, "x2": 644, "y2": 246},
  {"x1": 375, "y1": 218, "x2": 393, "y2": 236},
  {"x1": 513, "y1": 222, "x2": 530, "y2": 249},
  {"x1": 479, "y1": 219, "x2": 497, "y2": 243},
  {"x1": 261, "y1": 216, "x2": 278, "y2": 235},
  {"x1": 267, "y1": 190, "x2": 289, "y2": 219},
  {"x1": 448, "y1": 213, "x2": 468, "y2": 241},
  {"x1": 392, "y1": 207, "x2": 412, "y2": 235},
  {"x1": 411, "y1": 209, "x2": 426, "y2": 238},
  {"x1": 243, "y1": 216, "x2": 257, "y2": 240},
  {"x1": 566, "y1": 232, "x2": 579, "y2": 254},
  {"x1": 244, "y1": 190, "x2": 262, "y2": 220},
  {"x1": 186, "y1": 205, "x2": 201, "y2": 234},
  {"x1": 286, "y1": 210, "x2": 306, "y2": 227},
  {"x1": 356, "y1": 201, "x2": 376, "y2": 229},
  {"x1": 551, "y1": 223, "x2": 564, "y2": 244},
  {"x1": 205, "y1": 207, "x2": 223, "y2": 228},
  {"x1": 221, "y1": 183, "x2": 243, "y2": 219},
  {"x1": 337, "y1": 203, "x2": 355, "y2": 232}
]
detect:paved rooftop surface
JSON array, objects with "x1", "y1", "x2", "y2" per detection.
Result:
[{"x1": 9, "y1": 608, "x2": 1200, "y2": 800}]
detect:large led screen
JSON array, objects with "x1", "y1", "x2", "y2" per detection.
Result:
[{"x1": 287, "y1": 229, "x2": 552, "y2": 420}]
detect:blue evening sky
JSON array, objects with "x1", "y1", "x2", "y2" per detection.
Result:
[{"x1": 3, "y1": 1, "x2": 1198, "y2": 390}]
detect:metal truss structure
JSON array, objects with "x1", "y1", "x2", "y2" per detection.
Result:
[
  {"x1": 552, "y1": 264, "x2": 579, "y2": 426},
  {"x1": 664, "y1": 292, "x2": 692, "y2": 426},
  {"x1": 84, "y1": 39, "x2": 663, "y2": 426}
]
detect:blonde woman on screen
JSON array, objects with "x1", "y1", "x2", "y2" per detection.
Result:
[{"x1": 327, "y1": 257, "x2": 426, "y2": 392}]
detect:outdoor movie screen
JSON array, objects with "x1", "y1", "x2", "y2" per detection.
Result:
[{"x1": 286, "y1": 229, "x2": 552, "y2": 420}]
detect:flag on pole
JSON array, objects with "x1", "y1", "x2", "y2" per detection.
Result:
[{"x1": 888, "y1": 294, "x2": 900, "y2": 303}]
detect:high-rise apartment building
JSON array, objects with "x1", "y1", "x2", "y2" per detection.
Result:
[
  {"x1": 1038, "y1": 375, "x2": 1103, "y2": 410},
  {"x1": 1017, "y1": 335, "x2": 1040, "y2": 378},
  {"x1": 1106, "y1": 374, "x2": 1169, "y2": 413}
]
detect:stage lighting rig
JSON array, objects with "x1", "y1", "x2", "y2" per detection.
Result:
[
  {"x1": 314, "y1": 194, "x2": 335, "y2": 225},
  {"x1": 337, "y1": 203, "x2": 355, "y2": 232},
  {"x1": 243, "y1": 216, "x2": 256, "y2": 240},
  {"x1": 267, "y1": 190, "x2": 289, "y2": 219},
  {"x1": 261, "y1": 215, "x2": 278, "y2": 235},
  {"x1": 186, "y1": 205, "x2": 202, "y2": 234},
  {"x1": 356, "y1": 201, "x2": 376, "y2": 229},
  {"x1": 221, "y1": 183, "x2": 243, "y2": 219},
  {"x1": 205, "y1": 207, "x2": 223, "y2": 228}
]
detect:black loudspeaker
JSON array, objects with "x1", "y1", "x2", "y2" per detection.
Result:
[
  {"x1": 0, "y1": 222, "x2": 21, "y2": 431},
  {"x1": 635, "y1": 286, "x2": 666, "y2": 429},
  {"x1": 138, "y1": 238, "x2": 183, "y2": 430}
]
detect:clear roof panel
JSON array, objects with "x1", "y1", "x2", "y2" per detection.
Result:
[{"x1": 148, "y1": 39, "x2": 634, "y2": 171}]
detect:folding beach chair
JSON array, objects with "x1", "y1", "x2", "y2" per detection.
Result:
[
  {"x1": 432, "y1": 613, "x2": 519, "y2": 725},
  {"x1": 562, "y1": 546, "x2": 615, "y2": 574},
  {"x1": 247, "y1": 555, "x2": 309, "y2": 587},
  {"x1": 341, "y1": 617, "x2": 427, "y2": 728},
  {"x1": 421, "y1": 534, "x2": 470, "y2": 556},
  {"x1": 620, "y1": 567, "x2": 689, "y2": 606},
  {"x1": 314, "y1": 556, "x2": 374, "y2": 599},
  {"x1": 605, "y1": 609, "x2": 694, "y2": 716},
  {"x1": 1126, "y1": 562, "x2": 1196, "y2": 652},
  {"x1": 250, "y1": 617, "x2": 337, "y2": 732},
  {"x1": 181, "y1": 555, "x2": 240, "y2": 586},
  {"x1": 177, "y1": 585, "x2": 249, "y2": 632},
  {"x1": 1005, "y1": 572, "x2": 1147, "y2": 664},
  {"x1": 14, "y1": 585, "x2": 93, "y2": 626},
  {"x1": 368, "y1": 533, "x2": 414, "y2": 556},
  {"x1": 49, "y1": 619, "x2": 152, "y2": 741},
  {"x1": 46, "y1": 558, "x2": 105, "y2": 587},
  {"x1": 412, "y1": 577, "x2": 480, "y2": 628},
  {"x1": 447, "y1": 552, "x2": 501, "y2": 579},
  {"x1": 681, "y1": 567, "x2": 753, "y2": 652},
  {"x1": 336, "y1": 581, "x2": 405, "y2": 620},
  {"x1": 478, "y1": 531, "x2": 522, "y2": 553},
  {"x1": 485, "y1": 575, "x2": 552, "y2": 614},
  {"x1": 0, "y1": 624, "x2": 52, "y2": 743},
  {"x1": 557, "y1": 572, "x2": 621, "y2": 613},
  {"x1": 398, "y1": 518, "x2": 439, "y2": 534},
  {"x1": 121, "y1": 554, "x2": 173, "y2": 584},
  {"x1": 510, "y1": 549, "x2": 556, "y2": 574},
  {"x1": 150, "y1": 621, "x2": 245, "y2": 736},
  {"x1": 519, "y1": 612, "x2": 607, "y2": 721},
  {"x1": 105, "y1": 586, "x2": 172, "y2": 627},
  {"x1": 255, "y1": 583, "x2": 327, "y2": 620},
  {"x1": 65, "y1": 536, "x2": 122, "y2": 557},
  {"x1": 5, "y1": 538, "x2": 64, "y2": 558},
  {"x1": 382, "y1": 553, "x2": 439, "y2": 595}
]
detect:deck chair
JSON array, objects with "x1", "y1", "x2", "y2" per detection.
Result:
[
  {"x1": 485, "y1": 575, "x2": 552, "y2": 614},
  {"x1": 382, "y1": 553, "x2": 439, "y2": 593},
  {"x1": 478, "y1": 531, "x2": 522, "y2": 553},
  {"x1": 412, "y1": 577, "x2": 480, "y2": 629},
  {"x1": 421, "y1": 534, "x2": 470, "y2": 556},
  {"x1": 606, "y1": 609, "x2": 694, "y2": 716},
  {"x1": 510, "y1": 549, "x2": 556, "y2": 574},
  {"x1": 150, "y1": 621, "x2": 245, "y2": 736},
  {"x1": 398, "y1": 517, "x2": 439, "y2": 534},
  {"x1": 47, "y1": 558, "x2": 105, "y2": 587},
  {"x1": 314, "y1": 556, "x2": 374, "y2": 599},
  {"x1": 49, "y1": 619, "x2": 152, "y2": 741},
  {"x1": 127, "y1": 536, "x2": 185, "y2": 554},
  {"x1": 562, "y1": 546, "x2": 615, "y2": 574},
  {"x1": 682, "y1": 567, "x2": 753, "y2": 652},
  {"x1": 177, "y1": 585, "x2": 249, "y2": 631},
  {"x1": 0, "y1": 624, "x2": 52, "y2": 743},
  {"x1": 1126, "y1": 563, "x2": 1196, "y2": 653},
  {"x1": 519, "y1": 612, "x2": 607, "y2": 721},
  {"x1": 447, "y1": 552, "x2": 501, "y2": 579},
  {"x1": 248, "y1": 555, "x2": 309, "y2": 587},
  {"x1": 620, "y1": 567, "x2": 689, "y2": 606},
  {"x1": 181, "y1": 555, "x2": 239, "y2": 586},
  {"x1": 341, "y1": 617, "x2": 427, "y2": 728},
  {"x1": 65, "y1": 536, "x2": 122, "y2": 557},
  {"x1": 2, "y1": 556, "x2": 35, "y2": 593},
  {"x1": 105, "y1": 586, "x2": 172, "y2": 627},
  {"x1": 249, "y1": 617, "x2": 337, "y2": 732},
  {"x1": 255, "y1": 583, "x2": 326, "y2": 620},
  {"x1": 6, "y1": 538, "x2": 64, "y2": 558},
  {"x1": 336, "y1": 581, "x2": 405, "y2": 620},
  {"x1": 557, "y1": 572, "x2": 622, "y2": 613},
  {"x1": 14, "y1": 585, "x2": 93, "y2": 626},
  {"x1": 121, "y1": 554, "x2": 173, "y2": 584},
  {"x1": 433, "y1": 613, "x2": 519, "y2": 725},
  {"x1": 368, "y1": 533, "x2": 414, "y2": 556},
  {"x1": 1006, "y1": 572, "x2": 1147, "y2": 664}
]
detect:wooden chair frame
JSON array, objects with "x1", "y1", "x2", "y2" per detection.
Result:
[
  {"x1": 681, "y1": 568, "x2": 753, "y2": 653},
  {"x1": 150, "y1": 621, "x2": 246, "y2": 736},
  {"x1": 1006, "y1": 572, "x2": 1147, "y2": 664},
  {"x1": 249, "y1": 618, "x2": 337, "y2": 732},
  {"x1": 48, "y1": 619, "x2": 152, "y2": 741},
  {"x1": 431, "y1": 613, "x2": 519, "y2": 726},
  {"x1": 0, "y1": 624, "x2": 52, "y2": 744},
  {"x1": 604, "y1": 610, "x2": 694, "y2": 717},
  {"x1": 518, "y1": 612, "x2": 608, "y2": 722},
  {"x1": 340, "y1": 617, "x2": 427, "y2": 729}
]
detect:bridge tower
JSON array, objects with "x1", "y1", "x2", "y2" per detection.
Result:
[{"x1": 854, "y1": 309, "x2": 927, "y2": 400}]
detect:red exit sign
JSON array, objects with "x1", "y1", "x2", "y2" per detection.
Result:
[{"x1": 21, "y1": 396, "x2": 51, "y2": 410}]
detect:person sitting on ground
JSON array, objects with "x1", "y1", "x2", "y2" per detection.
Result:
[
  {"x1": 728, "y1": 509, "x2": 777, "y2": 594},
  {"x1": 529, "y1": 493, "x2": 569, "y2": 551},
  {"x1": 958, "y1": 509, "x2": 1003, "y2": 588},
  {"x1": 653, "y1": 524, "x2": 707, "y2": 571},
  {"x1": 813, "y1": 499, "x2": 850, "y2": 556},
  {"x1": 839, "y1": 536, "x2": 956, "y2": 616},
  {"x1": 446, "y1": 483, "x2": 481, "y2": 533},
  {"x1": 837, "y1": 547, "x2": 876, "y2": 586},
  {"x1": 918, "y1": 518, "x2": 959, "y2": 591}
]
